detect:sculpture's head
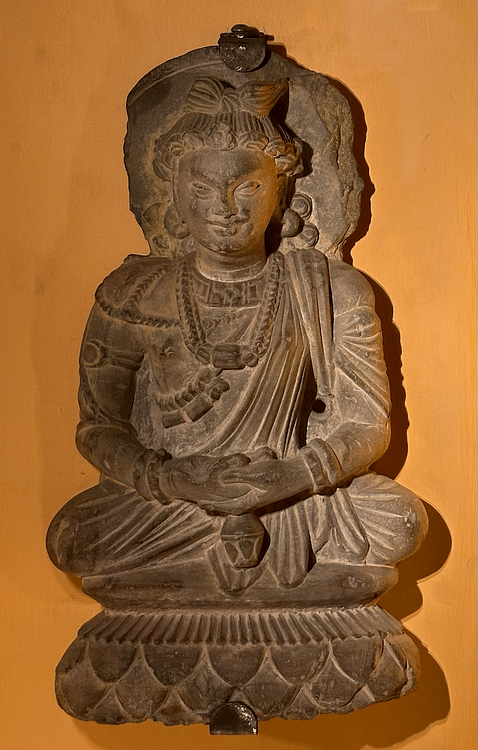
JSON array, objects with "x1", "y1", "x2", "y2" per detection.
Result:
[{"x1": 153, "y1": 78, "x2": 305, "y2": 257}]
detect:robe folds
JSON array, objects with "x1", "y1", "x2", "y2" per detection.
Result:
[{"x1": 47, "y1": 248, "x2": 426, "y2": 591}]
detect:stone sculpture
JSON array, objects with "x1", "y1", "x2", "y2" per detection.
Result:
[{"x1": 47, "y1": 27, "x2": 428, "y2": 730}]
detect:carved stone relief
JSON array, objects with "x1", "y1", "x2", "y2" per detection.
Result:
[{"x1": 47, "y1": 26, "x2": 428, "y2": 731}]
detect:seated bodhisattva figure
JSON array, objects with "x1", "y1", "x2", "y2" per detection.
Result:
[{"x1": 47, "y1": 72, "x2": 428, "y2": 726}]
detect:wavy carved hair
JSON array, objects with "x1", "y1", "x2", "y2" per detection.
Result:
[{"x1": 153, "y1": 77, "x2": 304, "y2": 181}]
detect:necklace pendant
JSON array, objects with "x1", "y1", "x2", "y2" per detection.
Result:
[
  {"x1": 211, "y1": 343, "x2": 245, "y2": 369},
  {"x1": 195, "y1": 344, "x2": 213, "y2": 364},
  {"x1": 240, "y1": 347, "x2": 259, "y2": 367}
]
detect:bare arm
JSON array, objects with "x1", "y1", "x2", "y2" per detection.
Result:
[
  {"x1": 76, "y1": 303, "x2": 252, "y2": 505},
  {"x1": 302, "y1": 261, "x2": 391, "y2": 490},
  {"x1": 75, "y1": 303, "x2": 171, "y2": 499}
]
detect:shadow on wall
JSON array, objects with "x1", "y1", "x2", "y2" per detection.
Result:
[
  {"x1": 380, "y1": 501, "x2": 451, "y2": 621},
  {"x1": 367, "y1": 273, "x2": 410, "y2": 480},
  {"x1": 261, "y1": 631, "x2": 450, "y2": 749},
  {"x1": 328, "y1": 76, "x2": 409, "y2": 479},
  {"x1": 329, "y1": 75, "x2": 375, "y2": 267}
]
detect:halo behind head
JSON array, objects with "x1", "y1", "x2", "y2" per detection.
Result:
[{"x1": 124, "y1": 45, "x2": 364, "y2": 259}]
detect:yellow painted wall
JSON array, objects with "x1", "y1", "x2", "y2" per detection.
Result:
[{"x1": 1, "y1": 1, "x2": 475, "y2": 748}]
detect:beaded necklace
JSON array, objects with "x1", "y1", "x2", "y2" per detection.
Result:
[{"x1": 176, "y1": 252, "x2": 284, "y2": 370}]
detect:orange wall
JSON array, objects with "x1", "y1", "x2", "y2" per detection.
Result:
[{"x1": 1, "y1": 1, "x2": 476, "y2": 749}]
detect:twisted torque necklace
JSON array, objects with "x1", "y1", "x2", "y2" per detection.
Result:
[{"x1": 176, "y1": 252, "x2": 284, "y2": 370}]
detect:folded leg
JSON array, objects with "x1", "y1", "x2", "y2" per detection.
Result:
[
  {"x1": 46, "y1": 479, "x2": 221, "y2": 577},
  {"x1": 349, "y1": 473, "x2": 428, "y2": 565}
]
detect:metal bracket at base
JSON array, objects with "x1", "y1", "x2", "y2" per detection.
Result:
[
  {"x1": 209, "y1": 702, "x2": 258, "y2": 735},
  {"x1": 218, "y1": 25, "x2": 267, "y2": 72}
]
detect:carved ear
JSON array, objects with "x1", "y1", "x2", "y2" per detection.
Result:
[
  {"x1": 280, "y1": 208, "x2": 303, "y2": 238},
  {"x1": 276, "y1": 173, "x2": 288, "y2": 210},
  {"x1": 164, "y1": 204, "x2": 190, "y2": 239}
]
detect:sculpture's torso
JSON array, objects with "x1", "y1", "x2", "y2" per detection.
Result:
[{"x1": 130, "y1": 252, "x2": 309, "y2": 459}]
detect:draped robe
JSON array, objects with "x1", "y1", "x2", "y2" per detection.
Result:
[{"x1": 47, "y1": 248, "x2": 425, "y2": 592}]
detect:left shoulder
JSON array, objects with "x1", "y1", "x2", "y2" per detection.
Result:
[
  {"x1": 327, "y1": 258, "x2": 375, "y2": 312},
  {"x1": 282, "y1": 249, "x2": 375, "y2": 310},
  {"x1": 95, "y1": 254, "x2": 175, "y2": 323}
]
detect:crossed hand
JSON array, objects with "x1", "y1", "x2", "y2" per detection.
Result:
[{"x1": 158, "y1": 448, "x2": 314, "y2": 515}]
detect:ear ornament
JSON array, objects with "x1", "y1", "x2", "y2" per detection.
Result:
[{"x1": 280, "y1": 208, "x2": 303, "y2": 238}]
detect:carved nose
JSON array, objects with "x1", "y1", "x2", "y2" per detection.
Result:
[{"x1": 213, "y1": 193, "x2": 238, "y2": 218}]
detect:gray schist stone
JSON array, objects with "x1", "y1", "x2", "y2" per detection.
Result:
[{"x1": 47, "y1": 27, "x2": 428, "y2": 730}]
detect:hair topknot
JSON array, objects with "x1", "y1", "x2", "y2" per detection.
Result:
[{"x1": 153, "y1": 77, "x2": 303, "y2": 180}]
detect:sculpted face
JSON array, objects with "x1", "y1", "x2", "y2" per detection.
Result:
[{"x1": 175, "y1": 147, "x2": 279, "y2": 260}]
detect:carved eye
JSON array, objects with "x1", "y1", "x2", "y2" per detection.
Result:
[
  {"x1": 192, "y1": 182, "x2": 214, "y2": 199},
  {"x1": 235, "y1": 180, "x2": 260, "y2": 197}
]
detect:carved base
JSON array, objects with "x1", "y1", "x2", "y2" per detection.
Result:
[
  {"x1": 82, "y1": 561, "x2": 399, "y2": 610},
  {"x1": 55, "y1": 605, "x2": 419, "y2": 725}
]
